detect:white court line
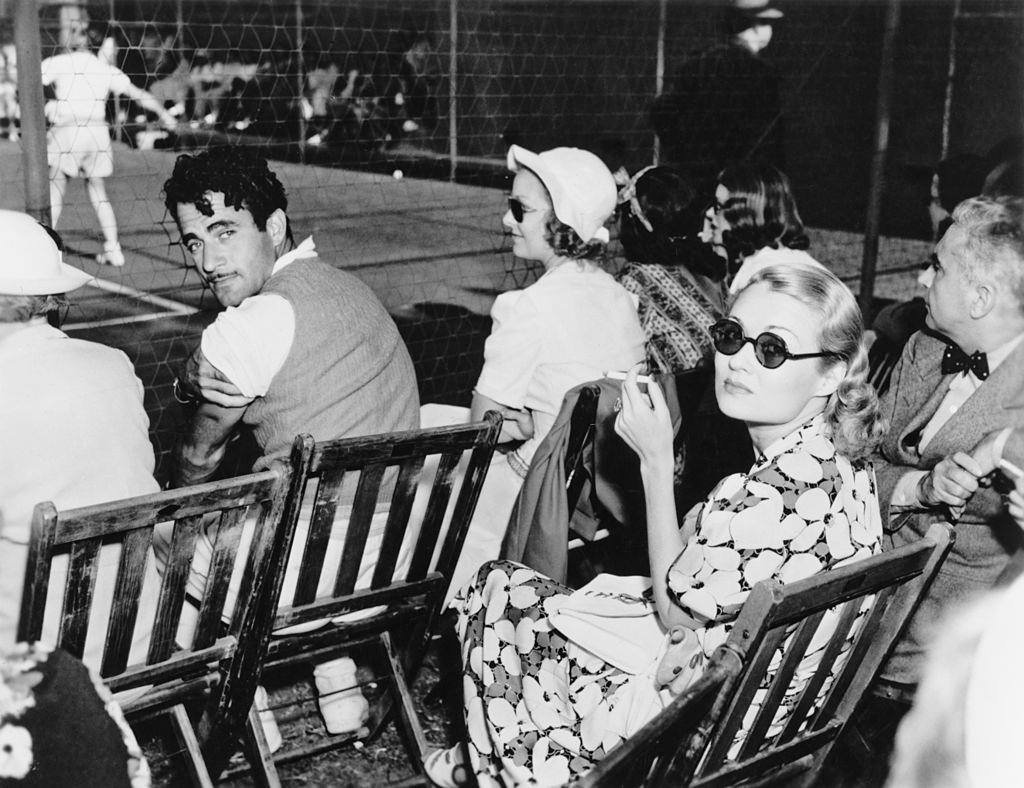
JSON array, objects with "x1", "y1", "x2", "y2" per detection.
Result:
[
  {"x1": 64, "y1": 310, "x2": 188, "y2": 331},
  {"x1": 85, "y1": 274, "x2": 199, "y2": 315}
]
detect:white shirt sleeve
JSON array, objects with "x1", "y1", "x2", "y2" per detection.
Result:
[
  {"x1": 473, "y1": 290, "x2": 542, "y2": 409},
  {"x1": 200, "y1": 293, "x2": 295, "y2": 398}
]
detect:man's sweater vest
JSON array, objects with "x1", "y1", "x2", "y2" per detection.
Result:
[{"x1": 243, "y1": 258, "x2": 419, "y2": 458}]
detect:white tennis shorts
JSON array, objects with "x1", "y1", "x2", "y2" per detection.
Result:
[{"x1": 47, "y1": 123, "x2": 114, "y2": 178}]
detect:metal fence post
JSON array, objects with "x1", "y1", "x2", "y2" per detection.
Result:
[
  {"x1": 296, "y1": 0, "x2": 305, "y2": 162},
  {"x1": 448, "y1": 0, "x2": 458, "y2": 182},
  {"x1": 859, "y1": 0, "x2": 902, "y2": 322},
  {"x1": 654, "y1": 0, "x2": 666, "y2": 165},
  {"x1": 14, "y1": 0, "x2": 49, "y2": 224}
]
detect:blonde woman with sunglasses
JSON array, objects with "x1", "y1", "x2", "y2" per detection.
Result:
[{"x1": 425, "y1": 264, "x2": 885, "y2": 787}]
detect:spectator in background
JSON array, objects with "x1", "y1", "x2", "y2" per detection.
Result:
[
  {"x1": 651, "y1": 0, "x2": 785, "y2": 186},
  {"x1": 0, "y1": 210, "x2": 159, "y2": 655},
  {"x1": 616, "y1": 165, "x2": 727, "y2": 374},
  {"x1": 42, "y1": 31, "x2": 176, "y2": 267},
  {"x1": 393, "y1": 31, "x2": 439, "y2": 136},
  {"x1": 702, "y1": 161, "x2": 825, "y2": 293},
  {"x1": 0, "y1": 42, "x2": 18, "y2": 141}
]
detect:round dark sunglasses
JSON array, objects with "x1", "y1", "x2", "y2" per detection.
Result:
[
  {"x1": 709, "y1": 318, "x2": 839, "y2": 370},
  {"x1": 508, "y1": 197, "x2": 536, "y2": 223}
]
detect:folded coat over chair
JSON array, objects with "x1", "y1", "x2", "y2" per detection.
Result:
[{"x1": 501, "y1": 376, "x2": 682, "y2": 583}]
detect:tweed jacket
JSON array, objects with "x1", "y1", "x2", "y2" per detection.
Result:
[{"x1": 875, "y1": 329, "x2": 1024, "y2": 682}]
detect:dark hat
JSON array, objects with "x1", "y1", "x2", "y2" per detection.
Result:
[{"x1": 733, "y1": 0, "x2": 784, "y2": 20}]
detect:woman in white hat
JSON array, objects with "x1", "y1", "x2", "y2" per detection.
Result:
[
  {"x1": 0, "y1": 210, "x2": 159, "y2": 658},
  {"x1": 425, "y1": 145, "x2": 645, "y2": 598}
]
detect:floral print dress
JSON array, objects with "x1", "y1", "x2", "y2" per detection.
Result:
[{"x1": 450, "y1": 416, "x2": 882, "y2": 787}]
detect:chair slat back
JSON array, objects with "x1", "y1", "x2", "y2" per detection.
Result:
[
  {"x1": 371, "y1": 455, "x2": 426, "y2": 587},
  {"x1": 267, "y1": 413, "x2": 502, "y2": 643},
  {"x1": 18, "y1": 461, "x2": 294, "y2": 694},
  {"x1": 690, "y1": 523, "x2": 954, "y2": 787},
  {"x1": 333, "y1": 462, "x2": 388, "y2": 596}
]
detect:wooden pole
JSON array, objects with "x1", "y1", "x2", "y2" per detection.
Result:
[
  {"x1": 295, "y1": 0, "x2": 305, "y2": 162},
  {"x1": 448, "y1": 0, "x2": 458, "y2": 182},
  {"x1": 940, "y1": 0, "x2": 961, "y2": 159},
  {"x1": 14, "y1": 0, "x2": 50, "y2": 224},
  {"x1": 654, "y1": 0, "x2": 667, "y2": 165},
  {"x1": 858, "y1": 0, "x2": 902, "y2": 322}
]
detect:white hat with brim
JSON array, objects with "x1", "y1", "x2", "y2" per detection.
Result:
[
  {"x1": 0, "y1": 209, "x2": 93, "y2": 295},
  {"x1": 507, "y1": 144, "x2": 616, "y2": 244}
]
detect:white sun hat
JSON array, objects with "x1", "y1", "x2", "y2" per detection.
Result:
[
  {"x1": 0, "y1": 210, "x2": 92, "y2": 295},
  {"x1": 507, "y1": 144, "x2": 617, "y2": 244}
]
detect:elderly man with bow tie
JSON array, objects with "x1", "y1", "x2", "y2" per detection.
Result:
[{"x1": 872, "y1": 195, "x2": 1024, "y2": 691}]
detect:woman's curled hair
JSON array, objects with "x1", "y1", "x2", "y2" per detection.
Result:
[
  {"x1": 742, "y1": 264, "x2": 886, "y2": 461},
  {"x1": 543, "y1": 214, "x2": 607, "y2": 261},
  {"x1": 718, "y1": 162, "x2": 809, "y2": 267}
]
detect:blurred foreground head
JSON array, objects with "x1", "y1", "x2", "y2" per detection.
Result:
[{"x1": 0, "y1": 211, "x2": 89, "y2": 323}]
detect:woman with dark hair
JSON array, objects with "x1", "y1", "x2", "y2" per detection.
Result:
[
  {"x1": 702, "y1": 161, "x2": 825, "y2": 293},
  {"x1": 425, "y1": 264, "x2": 884, "y2": 786},
  {"x1": 423, "y1": 144, "x2": 645, "y2": 597},
  {"x1": 616, "y1": 165, "x2": 728, "y2": 373}
]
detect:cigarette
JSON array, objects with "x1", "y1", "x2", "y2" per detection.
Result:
[{"x1": 604, "y1": 370, "x2": 653, "y2": 383}]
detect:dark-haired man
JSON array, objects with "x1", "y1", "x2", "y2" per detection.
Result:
[
  {"x1": 166, "y1": 146, "x2": 418, "y2": 486},
  {"x1": 164, "y1": 147, "x2": 419, "y2": 736}
]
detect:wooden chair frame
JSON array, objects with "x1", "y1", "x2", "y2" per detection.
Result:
[
  {"x1": 579, "y1": 523, "x2": 953, "y2": 788},
  {"x1": 17, "y1": 453, "x2": 303, "y2": 786},
  {"x1": 243, "y1": 413, "x2": 502, "y2": 784}
]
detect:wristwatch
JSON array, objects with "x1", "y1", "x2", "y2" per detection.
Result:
[{"x1": 172, "y1": 376, "x2": 199, "y2": 405}]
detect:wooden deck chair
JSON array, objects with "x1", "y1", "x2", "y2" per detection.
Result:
[
  {"x1": 577, "y1": 522, "x2": 952, "y2": 788},
  {"x1": 17, "y1": 455, "x2": 302, "y2": 786},
  {"x1": 242, "y1": 413, "x2": 502, "y2": 784},
  {"x1": 683, "y1": 522, "x2": 954, "y2": 788}
]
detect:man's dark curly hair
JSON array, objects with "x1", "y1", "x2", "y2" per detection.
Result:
[
  {"x1": 162, "y1": 146, "x2": 291, "y2": 240},
  {"x1": 716, "y1": 161, "x2": 809, "y2": 271}
]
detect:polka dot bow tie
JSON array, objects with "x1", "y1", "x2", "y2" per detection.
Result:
[{"x1": 941, "y1": 344, "x2": 989, "y2": 380}]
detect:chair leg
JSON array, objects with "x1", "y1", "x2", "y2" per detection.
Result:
[
  {"x1": 243, "y1": 702, "x2": 283, "y2": 788},
  {"x1": 169, "y1": 703, "x2": 215, "y2": 788},
  {"x1": 381, "y1": 631, "x2": 429, "y2": 771}
]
